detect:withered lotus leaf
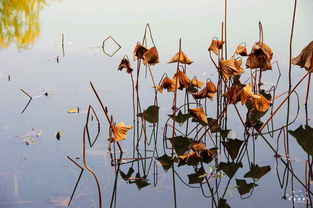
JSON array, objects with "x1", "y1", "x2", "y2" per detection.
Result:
[
  {"x1": 240, "y1": 84, "x2": 259, "y2": 105},
  {"x1": 219, "y1": 57, "x2": 245, "y2": 81},
  {"x1": 143, "y1": 46, "x2": 159, "y2": 65},
  {"x1": 208, "y1": 39, "x2": 225, "y2": 55},
  {"x1": 292, "y1": 41, "x2": 313, "y2": 71},
  {"x1": 223, "y1": 84, "x2": 242, "y2": 104},
  {"x1": 174, "y1": 70, "x2": 191, "y2": 89},
  {"x1": 191, "y1": 78, "x2": 205, "y2": 88},
  {"x1": 133, "y1": 43, "x2": 148, "y2": 60},
  {"x1": 192, "y1": 81, "x2": 217, "y2": 100},
  {"x1": 113, "y1": 122, "x2": 133, "y2": 141},
  {"x1": 246, "y1": 41, "x2": 273, "y2": 71},
  {"x1": 239, "y1": 84, "x2": 271, "y2": 112},
  {"x1": 118, "y1": 58, "x2": 133, "y2": 73},
  {"x1": 168, "y1": 50, "x2": 193, "y2": 65},
  {"x1": 156, "y1": 77, "x2": 180, "y2": 93},
  {"x1": 235, "y1": 45, "x2": 248, "y2": 56},
  {"x1": 188, "y1": 108, "x2": 208, "y2": 125},
  {"x1": 251, "y1": 94, "x2": 271, "y2": 112}
]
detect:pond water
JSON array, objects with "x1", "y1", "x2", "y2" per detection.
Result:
[{"x1": 0, "y1": 0, "x2": 313, "y2": 207}]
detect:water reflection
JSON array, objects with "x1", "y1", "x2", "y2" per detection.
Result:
[{"x1": 0, "y1": 0, "x2": 47, "y2": 49}]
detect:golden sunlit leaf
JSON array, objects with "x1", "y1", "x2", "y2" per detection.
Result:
[
  {"x1": 173, "y1": 70, "x2": 191, "y2": 90},
  {"x1": 246, "y1": 41, "x2": 273, "y2": 71},
  {"x1": 133, "y1": 43, "x2": 148, "y2": 60},
  {"x1": 143, "y1": 46, "x2": 159, "y2": 65},
  {"x1": 113, "y1": 122, "x2": 133, "y2": 141},
  {"x1": 67, "y1": 108, "x2": 79, "y2": 113},
  {"x1": 191, "y1": 78, "x2": 205, "y2": 88},
  {"x1": 219, "y1": 57, "x2": 245, "y2": 81},
  {"x1": 188, "y1": 108, "x2": 208, "y2": 125},
  {"x1": 252, "y1": 94, "x2": 271, "y2": 112},
  {"x1": 168, "y1": 50, "x2": 193, "y2": 65},
  {"x1": 240, "y1": 84, "x2": 257, "y2": 105},
  {"x1": 235, "y1": 45, "x2": 248, "y2": 56},
  {"x1": 292, "y1": 41, "x2": 313, "y2": 71},
  {"x1": 192, "y1": 81, "x2": 217, "y2": 100},
  {"x1": 118, "y1": 58, "x2": 133, "y2": 73},
  {"x1": 156, "y1": 77, "x2": 179, "y2": 93},
  {"x1": 208, "y1": 39, "x2": 224, "y2": 55}
]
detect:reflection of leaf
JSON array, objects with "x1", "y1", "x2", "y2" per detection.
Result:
[
  {"x1": 169, "y1": 110, "x2": 191, "y2": 124},
  {"x1": 222, "y1": 139, "x2": 244, "y2": 160},
  {"x1": 179, "y1": 152, "x2": 202, "y2": 166},
  {"x1": 220, "y1": 129, "x2": 231, "y2": 140},
  {"x1": 169, "y1": 136, "x2": 192, "y2": 156},
  {"x1": 157, "y1": 154, "x2": 174, "y2": 172},
  {"x1": 218, "y1": 199, "x2": 231, "y2": 208},
  {"x1": 187, "y1": 167, "x2": 206, "y2": 184},
  {"x1": 191, "y1": 142, "x2": 207, "y2": 152},
  {"x1": 244, "y1": 163, "x2": 271, "y2": 179},
  {"x1": 207, "y1": 117, "x2": 221, "y2": 133},
  {"x1": 218, "y1": 162, "x2": 243, "y2": 178},
  {"x1": 133, "y1": 173, "x2": 150, "y2": 190},
  {"x1": 288, "y1": 125, "x2": 313, "y2": 155},
  {"x1": 236, "y1": 179, "x2": 258, "y2": 195},
  {"x1": 137, "y1": 105, "x2": 159, "y2": 123},
  {"x1": 120, "y1": 167, "x2": 134, "y2": 181},
  {"x1": 200, "y1": 148, "x2": 218, "y2": 163}
]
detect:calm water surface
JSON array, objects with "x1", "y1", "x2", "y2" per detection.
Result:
[{"x1": 0, "y1": 0, "x2": 313, "y2": 207}]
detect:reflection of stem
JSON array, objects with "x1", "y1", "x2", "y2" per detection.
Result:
[
  {"x1": 67, "y1": 156, "x2": 84, "y2": 207},
  {"x1": 259, "y1": 70, "x2": 311, "y2": 133},
  {"x1": 171, "y1": 165, "x2": 177, "y2": 208},
  {"x1": 305, "y1": 73, "x2": 311, "y2": 125},
  {"x1": 62, "y1": 33, "x2": 65, "y2": 57},
  {"x1": 83, "y1": 127, "x2": 102, "y2": 208},
  {"x1": 20, "y1": 89, "x2": 32, "y2": 114}
]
